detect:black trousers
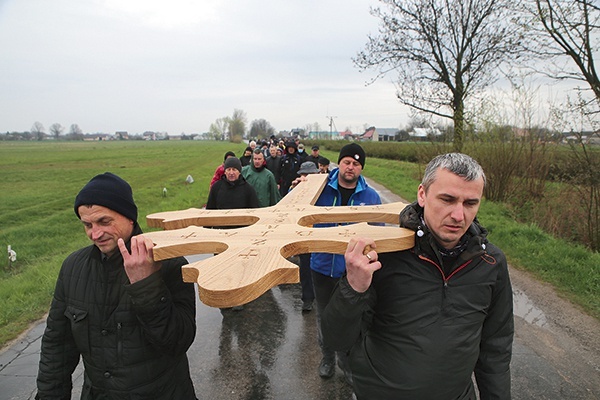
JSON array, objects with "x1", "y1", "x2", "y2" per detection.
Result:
[{"x1": 299, "y1": 253, "x2": 315, "y2": 303}]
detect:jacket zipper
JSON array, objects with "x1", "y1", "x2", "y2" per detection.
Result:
[
  {"x1": 418, "y1": 255, "x2": 473, "y2": 296},
  {"x1": 117, "y1": 322, "x2": 123, "y2": 365}
]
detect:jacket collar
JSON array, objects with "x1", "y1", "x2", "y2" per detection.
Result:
[
  {"x1": 328, "y1": 168, "x2": 369, "y2": 193},
  {"x1": 220, "y1": 175, "x2": 247, "y2": 187},
  {"x1": 400, "y1": 201, "x2": 488, "y2": 264},
  {"x1": 250, "y1": 164, "x2": 266, "y2": 173}
]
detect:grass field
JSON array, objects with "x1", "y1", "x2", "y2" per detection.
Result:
[{"x1": 1, "y1": 140, "x2": 598, "y2": 346}]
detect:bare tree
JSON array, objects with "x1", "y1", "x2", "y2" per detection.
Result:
[
  {"x1": 355, "y1": 0, "x2": 525, "y2": 151},
  {"x1": 31, "y1": 121, "x2": 45, "y2": 141},
  {"x1": 522, "y1": 0, "x2": 599, "y2": 114},
  {"x1": 68, "y1": 124, "x2": 83, "y2": 140},
  {"x1": 229, "y1": 109, "x2": 247, "y2": 143},
  {"x1": 303, "y1": 124, "x2": 314, "y2": 136},
  {"x1": 209, "y1": 117, "x2": 230, "y2": 141},
  {"x1": 49, "y1": 123, "x2": 64, "y2": 140},
  {"x1": 249, "y1": 119, "x2": 275, "y2": 139}
]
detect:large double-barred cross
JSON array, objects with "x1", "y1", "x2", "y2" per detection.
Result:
[{"x1": 144, "y1": 174, "x2": 415, "y2": 308}]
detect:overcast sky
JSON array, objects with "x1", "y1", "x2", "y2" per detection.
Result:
[{"x1": 0, "y1": 0, "x2": 414, "y2": 135}]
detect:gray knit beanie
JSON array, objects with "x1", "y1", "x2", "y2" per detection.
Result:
[{"x1": 223, "y1": 157, "x2": 242, "y2": 173}]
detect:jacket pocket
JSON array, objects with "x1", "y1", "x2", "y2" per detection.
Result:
[
  {"x1": 114, "y1": 310, "x2": 141, "y2": 367},
  {"x1": 64, "y1": 306, "x2": 90, "y2": 354}
]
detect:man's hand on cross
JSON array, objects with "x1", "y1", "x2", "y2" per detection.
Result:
[
  {"x1": 345, "y1": 238, "x2": 381, "y2": 293},
  {"x1": 118, "y1": 235, "x2": 162, "y2": 284}
]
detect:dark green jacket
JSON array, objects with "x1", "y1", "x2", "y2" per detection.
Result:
[
  {"x1": 322, "y1": 202, "x2": 514, "y2": 400},
  {"x1": 241, "y1": 164, "x2": 281, "y2": 207},
  {"x1": 36, "y1": 225, "x2": 197, "y2": 400}
]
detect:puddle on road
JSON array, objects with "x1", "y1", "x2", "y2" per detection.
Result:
[{"x1": 513, "y1": 288, "x2": 548, "y2": 328}]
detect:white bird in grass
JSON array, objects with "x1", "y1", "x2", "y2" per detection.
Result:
[{"x1": 8, "y1": 245, "x2": 16, "y2": 263}]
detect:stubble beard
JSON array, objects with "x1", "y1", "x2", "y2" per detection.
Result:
[{"x1": 339, "y1": 172, "x2": 358, "y2": 188}]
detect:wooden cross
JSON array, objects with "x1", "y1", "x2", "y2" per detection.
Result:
[{"x1": 144, "y1": 173, "x2": 415, "y2": 308}]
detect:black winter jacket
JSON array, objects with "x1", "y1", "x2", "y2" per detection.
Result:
[
  {"x1": 278, "y1": 153, "x2": 301, "y2": 194},
  {"x1": 36, "y1": 225, "x2": 197, "y2": 400},
  {"x1": 206, "y1": 175, "x2": 259, "y2": 210},
  {"x1": 322, "y1": 202, "x2": 514, "y2": 400},
  {"x1": 265, "y1": 155, "x2": 282, "y2": 184}
]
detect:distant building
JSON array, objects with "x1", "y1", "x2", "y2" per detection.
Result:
[
  {"x1": 409, "y1": 127, "x2": 442, "y2": 140},
  {"x1": 339, "y1": 129, "x2": 355, "y2": 140},
  {"x1": 143, "y1": 132, "x2": 168, "y2": 140},
  {"x1": 83, "y1": 133, "x2": 113, "y2": 141},
  {"x1": 562, "y1": 129, "x2": 600, "y2": 145},
  {"x1": 115, "y1": 131, "x2": 129, "y2": 140},
  {"x1": 360, "y1": 127, "x2": 400, "y2": 142},
  {"x1": 308, "y1": 130, "x2": 343, "y2": 140}
]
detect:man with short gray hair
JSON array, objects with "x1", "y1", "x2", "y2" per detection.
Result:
[{"x1": 322, "y1": 153, "x2": 513, "y2": 399}]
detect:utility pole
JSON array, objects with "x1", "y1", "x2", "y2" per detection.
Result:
[{"x1": 326, "y1": 116, "x2": 337, "y2": 140}]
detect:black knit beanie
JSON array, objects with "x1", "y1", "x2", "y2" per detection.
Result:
[
  {"x1": 224, "y1": 151, "x2": 236, "y2": 161},
  {"x1": 223, "y1": 157, "x2": 242, "y2": 173},
  {"x1": 338, "y1": 143, "x2": 366, "y2": 168},
  {"x1": 74, "y1": 172, "x2": 138, "y2": 222}
]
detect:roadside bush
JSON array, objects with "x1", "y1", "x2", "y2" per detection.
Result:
[{"x1": 304, "y1": 140, "x2": 421, "y2": 163}]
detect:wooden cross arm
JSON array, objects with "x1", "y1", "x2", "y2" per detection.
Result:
[
  {"x1": 144, "y1": 223, "x2": 414, "y2": 307},
  {"x1": 146, "y1": 202, "x2": 407, "y2": 231},
  {"x1": 144, "y1": 223, "x2": 414, "y2": 261},
  {"x1": 143, "y1": 173, "x2": 415, "y2": 308},
  {"x1": 146, "y1": 209, "x2": 258, "y2": 230}
]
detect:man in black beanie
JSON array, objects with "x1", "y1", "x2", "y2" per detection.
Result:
[
  {"x1": 209, "y1": 150, "x2": 237, "y2": 189},
  {"x1": 36, "y1": 172, "x2": 198, "y2": 400},
  {"x1": 206, "y1": 157, "x2": 259, "y2": 211},
  {"x1": 310, "y1": 142, "x2": 381, "y2": 384},
  {"x1": 337, "y1": 142, "x2": 366, "y2": 169},
  {"x1": 240, "y1": 146, "x2": 253, "y2": 167}
]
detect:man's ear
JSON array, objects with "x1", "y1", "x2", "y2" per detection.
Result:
[{"x1": 417, "y1": 184, "x2": 426, "y2": 207}]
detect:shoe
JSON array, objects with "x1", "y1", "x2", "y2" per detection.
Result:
[
  {"x1": 318, "y1": 357, "x2": 335, "y2": 378},
  {"x1": 302, "y1": 300, "x2": 313, "y2": 312}
]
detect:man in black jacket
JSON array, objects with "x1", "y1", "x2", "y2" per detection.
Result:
[
  {"x1": 265, "y1": 144, "x2": 282, "y2": 188},
  {"x1": 206, "y1": 156, "x2": 259, "y2": 210},
  {"x1": 278, "y1": 141, "x2": 301, "y2": 197},
  {"x1": 322, "y1": 153, "x2": 514, "y2": 400},
  {"x1": 36, "y1": 172, "x2": 197, "y2": 400}
]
